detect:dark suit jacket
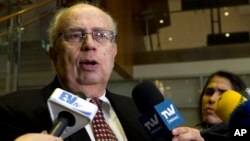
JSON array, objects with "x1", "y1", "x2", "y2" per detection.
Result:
[{"x1": 0, "y1": 77, "x2": 150, "y2": 141}]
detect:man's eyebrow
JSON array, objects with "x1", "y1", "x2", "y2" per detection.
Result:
[
  {"x1": 92, "y1": 27, "x2": 110, "y2": 31},
  {"x1": 67, "y1": 27, "x2": 85, "y2": 32}
]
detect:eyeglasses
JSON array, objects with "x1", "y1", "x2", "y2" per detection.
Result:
[{"x1": 57, "y1": 29, "x2": 116, "y2": 44}]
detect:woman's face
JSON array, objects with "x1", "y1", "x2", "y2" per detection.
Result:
[{"x1": 201, "y1": 75, "x2": 233, "y2": 124}]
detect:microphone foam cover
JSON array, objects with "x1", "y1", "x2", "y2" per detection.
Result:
[
  {"x1": 214, "y1": 90, "x2": 247, "y2": 123},
  {"x1": 132, "y1": 81, "x2": 164, "y2": 114}
]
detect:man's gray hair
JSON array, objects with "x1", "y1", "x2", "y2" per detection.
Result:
[{"x1": 47, "y1": 3, "x2": 117, "y2": 48}]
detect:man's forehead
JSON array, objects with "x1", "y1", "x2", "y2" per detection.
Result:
[{"x1": 58, "y1": 6, "x2": 111, "y2": 29}]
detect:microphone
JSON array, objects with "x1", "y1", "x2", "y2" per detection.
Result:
[
  {"x1": 49, "y1": 111, "x2": 75, "y2": 136},
  {"x1": 213, "y1": 89, "x2": 250, "y2": 138},
  {"x1": 213, "y1": 90, "x2": 247, "y2": 123},
  {"x1": 47, "y1": 88, "x2": 98, "y2": 138},
  {"x1": 228, "y1": 99, "x2": 250, "y2": 138},
  {"x1": 132, "y1": 81, "x2": 184, "y2": 141}
]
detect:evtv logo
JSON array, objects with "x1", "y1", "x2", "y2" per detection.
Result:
[
  {"x1": 58, "y1": 91, "x2": 79, "y2": 106},
  {"x1": 234, "y1": 129, "x2": 247, "y2": 136}
]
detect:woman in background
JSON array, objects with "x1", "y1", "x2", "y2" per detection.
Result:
[{"x1": 196, "y1": 70, "x2": 247, "y2": 140}]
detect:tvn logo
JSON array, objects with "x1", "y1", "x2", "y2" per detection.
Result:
[
  {"x1": 143, "y1": 103, "x2": 177, "y2": 130},
  {"x1": 160, "y1": 104, "x2": 176, "y2": 120},
  {"x1": 139, "y1": 99, "x2": 184, "y2": 134},
  {"x1": 140, "y1": 111, "x2": 165, "y2": 136},
  {"x1": 144, "y1": 114, "x2": 159, "y2": 130},
  {"x1": 234, "y1": 129, "x2": 247, "y2": 136},
  {"x1": 155, "y1": 99, "x2": 184, "y2": 130}
]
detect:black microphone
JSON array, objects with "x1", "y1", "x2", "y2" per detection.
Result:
[
  {"x1": 132, "y1": 81, "x2": 184, "y2": 141},
  {"x1": 132, "y1": 81, "x2": 165, "y2": 114},
  {"x1": 49, "y1": 111, "x2": 75, "y2": 136}
]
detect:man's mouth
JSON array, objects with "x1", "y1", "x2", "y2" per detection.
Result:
[
  {"x1": 80, "y1": 60, "x2": 99, "y2": 71},
  {"x1": 84, "y1": 60, "x2": 98, "y2": 65}
]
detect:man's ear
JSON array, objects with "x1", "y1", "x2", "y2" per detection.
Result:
[{"x1": 112, "y1": 43, "x2": 117, "y2": 58}]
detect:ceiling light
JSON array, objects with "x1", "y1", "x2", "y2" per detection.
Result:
[
  {"x1": 224, "y1": 11, "x2": 229, "y2": 16},
  {"x1": 225, "y1": 33, "x2": 230, "y2": 37},
  {"x1": 159, "y1": 19, "x2": 164, "y2": 24}
]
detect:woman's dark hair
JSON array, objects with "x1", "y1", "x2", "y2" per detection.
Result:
[{"x1": 198, "y1": 70, "x2": 247, "y2": 120}]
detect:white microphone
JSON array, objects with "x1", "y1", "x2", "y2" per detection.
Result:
[{"x1": 47, "y1": 88, "x2": 98, "y2": 138}]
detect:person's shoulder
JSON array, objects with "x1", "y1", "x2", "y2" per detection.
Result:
[
  {"x1": 0, "y1": 77, "x2": 58, "y2": 103},
  {"x1": 0, "y1": 88, "x2": 43, "y2": 104},
  {"x1": 0, "y1": 88, "x2": 39, "y2": 97},
  {"x1": 106, "y1": 90, "x2": 132, "y2": 101}
]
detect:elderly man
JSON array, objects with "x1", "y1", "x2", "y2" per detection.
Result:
[
  {"x1": 0, "y1": 2, "x2": 204, "y2": 141},
  {"x1": 0, "y1": 3, "x2": 148, "y2": 141}
]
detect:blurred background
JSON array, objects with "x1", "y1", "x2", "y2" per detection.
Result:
[{"x1": 1, "y1": 0, "x2": 250, "y2": 126}]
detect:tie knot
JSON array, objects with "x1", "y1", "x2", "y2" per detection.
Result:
[{"x1": 90, "y1": 97, "x2": 102, "y2": 108}]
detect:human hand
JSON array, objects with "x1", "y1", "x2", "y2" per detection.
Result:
[
  {"x1": 172, "y1": 127, "x2": 204, "y2": 141},
  {"x1": 14, "y1": 133, "x2": 63, "y2": 141}
]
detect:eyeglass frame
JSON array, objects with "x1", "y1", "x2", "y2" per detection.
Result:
[{"x1": 55, "y1": 28, "x2": 117, "y2": 45}]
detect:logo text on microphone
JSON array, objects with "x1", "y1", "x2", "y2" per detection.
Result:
[
  {"x1": 155, "y1": 99, "x2": 184, "y2": 130},
  {"x1": 144, "y1": 114, "x2": 160, "y2": 130},
  {"x1": 58, "y1": 91, "x2": 79, "y2": 107}
]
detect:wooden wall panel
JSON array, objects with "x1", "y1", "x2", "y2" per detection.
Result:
[{"x1": 104, "y1": 0, "x2": 145, "y2": 79}]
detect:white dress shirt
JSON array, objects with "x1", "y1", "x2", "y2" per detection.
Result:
[{"x1": 85, "y1": 92, "x2": 128, "y2": 141}]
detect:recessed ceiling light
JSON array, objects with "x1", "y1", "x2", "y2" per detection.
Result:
[
  {"x1": 225, "y1": 33, "x2": 230, "y2": 37},
  {"x1": 224, "y1": 11, "x2": 229, "y2": 16},
  {"x1": 159, "y1": 19, "x2": 164, "y2": 24}
]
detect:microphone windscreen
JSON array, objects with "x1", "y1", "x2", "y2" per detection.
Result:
[
  {"x1": 214, "y1": 90, "x2": 247, "y2": 123},
  {"x1": 132, "y1": 81, "x2": 164, "y2": 114}
]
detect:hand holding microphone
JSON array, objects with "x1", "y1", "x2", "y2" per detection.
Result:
[{"x1": 172, "y1": 127, "x2": 204, "y2": 141}]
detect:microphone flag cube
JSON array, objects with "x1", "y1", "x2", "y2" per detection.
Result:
[
  {"x1": 47, "y1": 88, "x2": 98, "y2": 138},
  {"x1": 154, "y1": 99, "x2": 184, "y2": 130},
  {"x1": 138, "y1": 99, "x2": 184, "y2": 140}
]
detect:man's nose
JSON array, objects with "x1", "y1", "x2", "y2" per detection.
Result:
[{"x1": 81, "y1": 34, "x2": 96, "y2": 51}]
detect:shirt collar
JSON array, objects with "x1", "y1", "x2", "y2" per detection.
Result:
[{"x1": 87, "y1": 91, "x2": 111, "y2": 115}]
